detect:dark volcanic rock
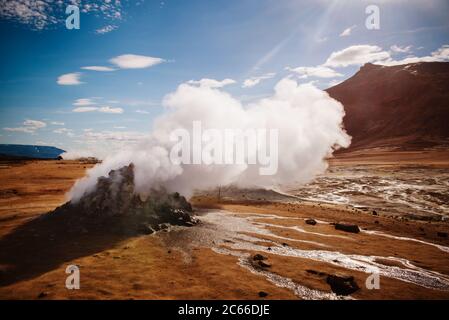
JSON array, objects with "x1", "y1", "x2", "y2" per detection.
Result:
[
  {"x1": 305, "y1": 219, "x2": 317, "y2": 225},
  {"x1": 326, "y1": 274, "x2": 359, "y2": 296},
  {"x1": 253, "y1": 254, "x2": 267, "y2": 261},
  {"x1": 45, "y1": 163, "x2": 197, "y2": 235},
  {"x1": 335, "y1": 223, "x2": 360, "y2": 233}
]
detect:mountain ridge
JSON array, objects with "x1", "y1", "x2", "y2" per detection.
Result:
[{"x1": 327, "y1": 61, "x2": 449, "y2": 150}]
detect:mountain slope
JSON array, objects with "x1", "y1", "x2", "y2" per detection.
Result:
[{"x1": 327, "y1": 62, "x2": 449, "y2": 150}]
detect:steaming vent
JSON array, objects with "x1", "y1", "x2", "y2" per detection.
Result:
[{"x1": 47, "y1": 163, "x2": 197, "y2": 234}]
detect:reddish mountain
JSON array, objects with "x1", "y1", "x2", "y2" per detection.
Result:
[{"x1": 327, "y1": 62, "x2": 449, "y2": 150}]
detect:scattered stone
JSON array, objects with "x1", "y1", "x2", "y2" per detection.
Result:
[
  {"x1": 334, "y1": 223, "x2": 360, "y2": 233},
  {"x1": 37, "y1": 291, "x2": 48, "y2": 299},
  {"x1": 305, "y1": 219, "x2": 317, "y2": 225},
  {"x1": 374, "y1": 220, "x2": 379, "y2": 224},
  {"x1": 326, "y1": 274, "x2": 359, "y2": 296},
  {"x1": 258, "y1": 291, "x2": 268, "y2": 298},
  {"x1": 372, "y1": 210, "x2": 378, "y2": 216}
]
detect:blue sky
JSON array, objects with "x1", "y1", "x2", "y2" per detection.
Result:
[{"x1": 0, "y1": 0, "x2": 448, "y2": 157}]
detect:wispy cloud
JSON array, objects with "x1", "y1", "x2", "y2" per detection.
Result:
[
  {"x1": 187, "y1": 78, "x2": 236, "y2": 88},
  {"x1": 96, "y1": 25, "x2": 118, "y2": 34},
  {"x1": 0, "y1": 1, "x2": 129, "y2": 30},
  {"x1": 136, "y1": 110, "x2": 150, "y2": 114},
  {"x1": 390, "y1": 45, "x2": 412, "y2": 53},
  {"x1": 110, "y1": 54, "x2": 165, "y2": 69},
  {"x1": 287, "y1": 66, "x2": 343, "y2": 78},
  {"x1": 98, "y1": 106, "x2": 124, "y2": 114},
  {"x1": 81, "y1": 66, "x2": 116, "y2": 72},
  {"x1": 53, "y1": 128, "x2": 74, "y2": 137},
  {"x1": 73, "y1": 98, "x2": 96, "y2": 106},
  {"x1": 339, "y1": 25, "x2": 356, "y2": 37},
  {"x1": 242, "y1": 73, "x2": 276, "y2": 88},
  {"x1": 324, "y1": 45, "x2": 391, "y2": 67},
  {"x1": 57, "y1": 72, "x2": 83, "y2": 85},
  {"x1": 72, "y1": 106, "x2": 124, "y2": 114},
  {"x1": 72, "y1": 106, "x2": 98, "y2": 113},
  {"x1": 322, "y1": 44, "x2": 449, "y2": 68},
  {"x1": 3, "y1": 119, "x2": 46, "y2": 133}
]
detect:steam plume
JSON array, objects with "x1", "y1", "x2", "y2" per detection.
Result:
[{"x1": 68, "y1": 78, "x2": 351, "y2": 202}]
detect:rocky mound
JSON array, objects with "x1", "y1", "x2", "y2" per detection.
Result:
[{"x1": 44, "y1": 163, "x2": 197, "y2": 235}]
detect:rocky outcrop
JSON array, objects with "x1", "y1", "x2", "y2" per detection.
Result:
[{"x1": 44, "y1": 163, "x2": 197, "y2": 235}]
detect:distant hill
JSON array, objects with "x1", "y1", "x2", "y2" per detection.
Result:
[
  {"x1": 0, "y1": 144, "x2": 65, "y2": 160},
  {"x1": 327, "y1": 62, "x2": 449, "y2": 150}
]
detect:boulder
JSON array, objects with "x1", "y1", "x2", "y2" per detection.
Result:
[
  {"x1": 326, "y1": 274, "x2": 359, "y2": 296},
  {"x1": 305, "y1": 219, "x2": 317, "y2": 225},
  {"x1": 335, "y1": 223, "x2": 360, "y2": 233}
]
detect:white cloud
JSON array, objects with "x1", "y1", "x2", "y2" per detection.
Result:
[
  {"x1": 3, "y1": 119, "x2": 46, "y2": 133},
  {"x1": 187, "y1": 78, "x2": 236, "y2": 88},
  {"x1": 0, "y1": 0, "x2": 55, "y2": 30},
  {"x1": 53, "y1": 128, "x2": 75, "y2": 137},
  {"x1": 51, "y1": 121, "x2": 65, "y2": 126},
  {"x1": 242, "y1": 73, "x2": 276, "y2": 88},
  {"x1": 81, "y1": 66, "x2": 116, "y2": 72},
  {"x1": 57, "y1": 72, "x2": 83, "y2": 85},
  {"x1": 98, "y1": 106, "x2": 124, "y2": 114},
  {"x1": 72, "y1": 106, "x2": 124, "y2": 114},
  {"x1": 136, "y1": 110, "x2": 150, "y2": 114},
  {"x1": 84, "y1": 130, "x2": 147, "y2": 142},
  {"x1": 431, "y1": 45, "x2": 449, "y2": 60},
  {"x1": 73, "y1": 107, "x2": 99, "y2": 113},
  {"x1": 379, "y1": 44, "x2": 449, "y2": 66},
  {"x1": 96, "y1": 25, "x2": 118, "y2": 34},
  {"x1": 73, "y1": 98, "x2": 96, "y2": 106},
  {"x1": 287, "y1": 66, "x2": 343, "y2": 78},
  {"x1": 390, "y1": 45, "x2": 412, "y2": 53},
  {"x1": 0, "y1": 1, "x2": 130, "y2": 30},
  {"x1": 322, "y1": 44, "x2": 449, "y2": 68},
  {"x1": 324, "y1": 45, "x2": 391, "y2": 67},
  {"x1": 339, "y1": 25, "x2": 356, "y2": 37},
  {"x1": 110, "y1": 54, "x2": 165, "y2": 69}
]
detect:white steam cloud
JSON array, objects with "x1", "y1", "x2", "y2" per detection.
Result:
[{"x1": 68, "y1": 77, "x2": 350, "y2": 202}]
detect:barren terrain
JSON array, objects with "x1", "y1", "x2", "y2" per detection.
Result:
[{"x1": 0, "y1": 152, "x2": 448, "y2": 299}]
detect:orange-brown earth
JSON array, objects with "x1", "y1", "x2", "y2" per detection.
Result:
[{"x1": 0, "y1": 154, "x2": 448, "y2": 300}]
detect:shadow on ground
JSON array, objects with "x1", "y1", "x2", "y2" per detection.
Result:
[{"x1": 0, "y1": 211, "x2": 128, "y2": 287}]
